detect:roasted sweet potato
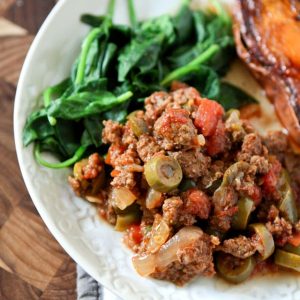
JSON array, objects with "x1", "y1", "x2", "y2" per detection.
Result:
[{"x1": 234, "y1": 0, "x2": 300, "y2": 145}]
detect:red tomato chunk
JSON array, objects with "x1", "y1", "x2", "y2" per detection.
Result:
[{"x1": 194, "y1": 98, "x2": 224, "y2": 137}]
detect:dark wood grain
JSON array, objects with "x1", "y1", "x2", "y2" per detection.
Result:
[
  {"x1": 0, "y1": 268, "x2": 42, "y2": 300},
  {"x1": 4, "y1": 0, "x2": 57, "y2": 34},
  {"x1": 0, "y1": 1, "x2": 76, "y2": 299}
]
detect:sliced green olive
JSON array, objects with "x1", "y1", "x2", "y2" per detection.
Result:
[
  {"x1": 274, "y1": 249, "x2": 300, "y2": 272},
  {"x1": 279, "y1": 170, "x2": 298, "y2": 223},
  {"x1": 178, "y1": 179, "x2": 196, "y2": 192},
  {"x1": 249, "y1": 223, "x2": 275, "y2": 260},
  {"x1": 115, "y1": 213, "x2": 140, "y2": 232},
  {"x1": 144, "y1": 155, "x2": 183, "y2": 192},
  {"x1": 115, "y1": 203, "x2": 141, "y2": 231},
  {"x1": 127, "y1": 111, "x2": 149, "y2": 137},
  {"x1": 232, "y1": 198, "x2": 254, "y2": 230},
  {"x1": 216, "y1": 253, "x2": 256, "y2": 283},
  {"x1": 283, "y1": 243, "x2": 300, "y2": 256}
]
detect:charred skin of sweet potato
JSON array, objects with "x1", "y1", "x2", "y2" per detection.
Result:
[{"x1": 234, "y1": 0, "x2": 300, "y2": 145}]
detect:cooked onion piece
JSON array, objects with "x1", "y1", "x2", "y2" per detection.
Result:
[
  {"x1": 112, "y1": 187, "x2": 137, "y2": 210},
  {"x1": 132, "y1": 226, "x2": 203, "y2": 276}
]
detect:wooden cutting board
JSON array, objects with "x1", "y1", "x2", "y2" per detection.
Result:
[{"x1": 0, "y1": 1, "x2": 76, "y2": 299}]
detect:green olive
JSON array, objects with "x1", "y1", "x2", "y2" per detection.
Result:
[
  {"x1": 115, "y1": 213, "x2": 140, "y2": 232},
  {"x1": 249, "y1": 223, "x2": 275, "y2": 260},
  {"x1": 144, "y1": 155, "x2": 183, "y2": 192},
  {"x1": 232, "y1": 198, "x2": 254, "y2": 230},
  {"x1": 274, "y1": 249, "x2": 300, "y2": 272},
  {"x1": 127, "y1": 111, "x2": 149, "y2": 137},
  {"x1": 216, "y1": 253, "x2": 256, "y2": 283},
  {"x1": 283, "y1": 243, "x2": 300, "y2": 256},
  {"x1": 279, "y1": 170, "x2": 298, "y2": 223}
]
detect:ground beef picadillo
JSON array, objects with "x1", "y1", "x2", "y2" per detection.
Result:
[{"x1": 68, "y1": 86, "x2": 300, "y2": 285}]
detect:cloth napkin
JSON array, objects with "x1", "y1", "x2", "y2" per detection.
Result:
[{"x1": 77, "y1": 265, "x2": 122, "y2": 300}]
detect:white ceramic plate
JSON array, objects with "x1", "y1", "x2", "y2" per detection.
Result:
[{"x1": 14, "y1": 1, "x2": 300, "y2": 299}]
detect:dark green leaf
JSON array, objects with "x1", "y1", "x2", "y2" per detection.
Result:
[
  {"x1": 54, "y1": 119, "x2": 82, "y2": 157},
  {"x1": 103, "y1": 102, "x2": 129, "y2": 123},
  {"x1": 22, "y1": 110, "x2": 55, "y2": 146},
  {"x1": 215, "y1": 82, "x2": 258, "y2": 110},
  {"x1": 193, "y1": 11, "x2": 206, "y2": 43},
  {"x1": 101, "y1": 43, "x2": 117, "y2": 76},
  {"x1": 139, "y1": 15, "x2": 175, "y2": 46},
  {"x1": 80, "y1": 14, "x2": 105, "y2": 27},
  {"x1": 109, "y1": 24, "x2": 132, "y2": 47},
  {"x1": 47, "y1": 91, "x2": 132, "y2": 119},
  {"x1": 39, "y1": 136, "x2": 62, "y2": 156},
  {"x1": 83, "y1": 116, "x2": 104, "y2": 147},
  {"x1": 182, "y1": 67, "x2": 220, "y2": 99},
  {"x1": 76, "y1": 78, "x2": 108, "y2": 93},
  {"x1": 118, "y1": 36, "x2": 162, "y2": 81},
  {"x1": 172, "y1": 4, "x2": 194, "y2": 45}
]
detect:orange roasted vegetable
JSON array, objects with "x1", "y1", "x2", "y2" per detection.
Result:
[{"x1": 234, "y1": 0, "x2": 300, "y2": 145}]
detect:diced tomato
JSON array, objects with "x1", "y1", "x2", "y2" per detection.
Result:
[
  {"x1": 194, "y1": 98, "x2": 224, "y2": 137},
  {"x1": 105, "y1": 144, "x2": 126, "y2": 167},
  {"x1": 288, "y1": 232, "x2": 300, "y2": 247},
  {"x1": 110, "y1": 169, "x2": 121, "y2": 177},
  {"x1": 249, "y1": 185, "x2": 262, "y2": 206},
  {"x1": 206, "y1": 120, "x2": 226, "y2": 156},
  {"x1": 129, "y1": 224, "x2": 143, "y2": 244},
  {"x1": 166, "y1": 108, "x2": 189, "y2": 124},
  {"x1": 262, "y1": 159, "x2": 282, "y2": 194}
]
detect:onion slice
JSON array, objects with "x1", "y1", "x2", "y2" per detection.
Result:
[
  {"x1": 145, "y1": 189, "x2": 163, "y2": 209},
  {"x1": 147, "y1": 216, "x2": 170, "y2": 253},
  {"x1": 132, "y1": 226, "x2": 203, "y2": 276},
  {"x1": 112, "y1": 187, "x2": 136, "y2": 210}
]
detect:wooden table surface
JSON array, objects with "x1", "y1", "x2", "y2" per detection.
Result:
[{"x1": 0, "y1": 1, "x2": 76, "y2": 299}]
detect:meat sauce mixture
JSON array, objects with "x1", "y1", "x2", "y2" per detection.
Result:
[{"x1": 69, "y1": 84, "x2": 300, "y2": 285}]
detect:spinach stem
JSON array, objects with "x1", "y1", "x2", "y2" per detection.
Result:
[
  {"x1": 117, "y1": 91, "x2": 133, "y2": 102},
  {"x1": 127, "y1": 0, "x2": 137, "y2": 29},
  {"x1": 75, "y1": 0, "x2": 116, "y2": 85},
  {"x1": 161, "y1": 44, "x2": 220, "y2": 86},
  {"x1": 35, "y1": 144, "x2": 87, "y2": 169},
  {"x1": 43, "y1": 88, "x2": 57, "y2": 126},
  {"x1": 107, "y1": 0, "x2": 116, "y2": 18},
  {"x1": 75, "y1": 27, "x2": 102, "y2": 85}
]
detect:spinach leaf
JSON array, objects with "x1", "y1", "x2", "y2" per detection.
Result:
[
  {"x1": 83, "y1": 117, "x2": 104, "y2": 147},
  {"x1": 118, "y1": 36, "x2": 162, "y2": 81},
  {"x1": 182, "y1": 67, "x2": 220, "y2": 99},
  {"x1": 76, "y1": 77, "x2": 108, "y2": 93},
  {"x1": 47, "y1": 91, "x2": 133, "y2": 119},
  {"x1": 23, "y1": 110, "x2": 55, "y2": 146},
  {"x1": 215, "y1": 82, "x2": 258, "y2": 110},
  {"x1": 172, "y1": 4, "x2": 194, "y2": 45},
  {"x1": 80, "y1": 14, "x2": 105, "y2": 27},
  {"x1": 54, "y1": 119, "x2": 82, "y2": 157},
  {"x1": 103, "y1": 102, "x2": 129, "y2": 123},
  {"x1": 118, "y1": 15, "x2": 175, "y2": 81},
  {"x1": 39, "y1": 136, "x2": 62, "y2": 156},
  {"x1": 101, "y1": 43, "x2": 117, "y2": 76},
  {"x1": 193, "y1": 11, "x2": 206, "y2": 43}
]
